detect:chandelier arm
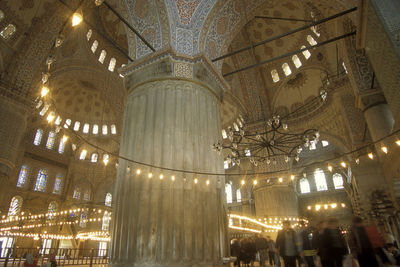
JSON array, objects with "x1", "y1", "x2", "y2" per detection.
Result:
[
  {"x1": 251, "y1": 147, "x2": 267, "y2": 157},
  {"x1": 269, "y1": 145, "x2": 289, "y2": 154}
]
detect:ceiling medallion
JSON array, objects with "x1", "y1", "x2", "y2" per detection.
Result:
[{"x1": 212, "y1": 115, "x2": 320, "y2": 167}]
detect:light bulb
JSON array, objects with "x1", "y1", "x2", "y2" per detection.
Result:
[
  {"x1": 136, "y1": 169, "x2": 141, "y2": 175},
  {"x1": 368, "y1": 152, "x2": 374, "y2": 159},
  {"x1": 355, "y1": 158, "x2": 360, "y2": 164},
  {"x1": 340, "y1": 161, "x2": 347, "y2": 168},
  {"x1": 253, "y1": 180, "x2": 258, "y2": 185},
  {"x1": 41, "y1": 86, "x2": 49, "y2": 97},
  {"x1": 206, "y1": 179, "x2": 210, "y2": 185},
  {"x1": 381, "y1": 146, "x2": 388, "y2": 154},
  {"x1": 194, "y1": 178, "x2": 198, "y2": 184},
  {"x1": 72, "y1": 13, "x2": 83, "y2": 26},
  {"x1": 148, "y1": 173, "x2": 153, "y2": 178},
  {"x1": 396, "y1": 140, "x2": 400, "y2": 146},
  {"x1": 159, "y1": 174, "x2": 164, "y2": 180},
  {"x1": 328, "y1": 165, "x2": 333, "y2": 172},
  {"x1": 290, "y1": 175, "x2": 295, "y2": 180},
  {"x1": 46, "y1": 112, "x2": 55, "y2": 123},
  {"x1": 171, "y1": 175, "x2": 175, "y2": 181},
  {"x1": 278, "y1": 177, "x2": 283, "y2": 183},
  {"x1": 241, "y1": 179, "x2": 245, "y2": 185}
]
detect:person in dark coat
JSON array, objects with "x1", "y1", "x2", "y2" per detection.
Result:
[
  {"x1": 241, "y1": 238, "x2": 257, "y2": 267},
  {"x1": 276, "y1": 221, "x2": 299, "y2": 267},
  {"x1": 298, "y1": 222, "x2": 317, "y2": 267},
  {"x1": 231, "y1": 239, "x2": 242, "y2": 267},
  {"x1": 255, "y1": 234, "x2": 269, "y2": 267},
  {"x1": 348, "y1": 216, "x2": 379, "y2": 267},
  {"x1": 318, "y1": 217, "x2": 347, "y2": 267}
]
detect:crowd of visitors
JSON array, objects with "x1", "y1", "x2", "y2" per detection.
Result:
[{"x1": 230, "y1": 216, "x2": 400, "y2": 267}]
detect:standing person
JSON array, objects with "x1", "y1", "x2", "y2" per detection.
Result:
[
  {"x1": 348, "y1": 216, "x2": 379, "y2": 267},
  {"x1": 255, "y1": 234, "x2": 269, "y2": 267},
  {"x1": 24, "y1": 254, "x2": 37, "y2": 267},
  {"x1": 318, "y1": 218, "x2": 347, "y2": 267},
  {"x1": 297, "y1": 222, "x2": 316, "y2": 267},
  {"x1": 231, "y1": 239, "x2": 242, "y2": 267},
  {"x1": 266, "y1": 236, "x2": 276, "y2": 266},
  {"x1": 276, "y1": 221, "x2": 299, "y2": 267},
  {"x1": 313, "y1": 220, "x2": 327, "y2": 267}
]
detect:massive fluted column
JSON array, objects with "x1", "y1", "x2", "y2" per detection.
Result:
[{"x1": 110, "y1": 49, "x2": 229, "y2": 267}]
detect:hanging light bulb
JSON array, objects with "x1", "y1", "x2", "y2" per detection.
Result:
[
  {"x1": 340, "y1": 161, "x2": 347, "y2": 168},
  {"x1": 206, "y1": 179, "x2": 210, "y2": 185},
  {"x1": 194, "y1": 178, "x2": 198, "y2": 184},
  {"x1": 368, "y1": 152, "x2": 374, "y2": 160},
  {"x1": 72, "y1": 12, "x2": 83, "y2": 26},
  {"x1": 290, "y1": 175, "x2": 295, "y2": 181},
  {"x1": 41, "y1": 86, "x2": 49, "y2": 97},
  {"x1": 278, "y1": 177, "x2": 283, "y2": 183},
  {"x1": 253, "y1": 180, "x2": 258, "y2": 185},
  {"x1": 241, "y1": 179, "x2": 245, "y2": 185},
  {"x1": 159, "y1": 174, "x2": 164, "y2": 180},
  {"x1": 148, "y1": 172, "x2": 153, "y2": 178},
  {"x1": 327, "y1": 165, "x2": 333, "y2": 172},
  {"x1": 136, "y1": 169, "x2": 141, "y2": 175},
  {"x1": 396, "y1": 140, "x2": 400, "y2": 146},
  {"x1": 171, "y1": 175, "x2": 175, "y2": 181},
  {"x1": 381, "y1": 145, "x2": 388, "y2": 154},
  {"x1": 355, "y1": 158, "x2": 360, "y2": 164}
]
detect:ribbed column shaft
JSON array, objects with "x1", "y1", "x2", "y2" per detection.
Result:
[{"x1": 110, "y1": 79, "x2": 228, "y2": 267}]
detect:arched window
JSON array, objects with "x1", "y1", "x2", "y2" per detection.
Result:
[
  {"x1": 102, "y1": 125, "x2": 108, "y2": 135},
  {"x1": 79, "y1": 150, "x2": 87, "y2": 160},
  {"x1": 310, "y1": 26, "x2": 320, "y2": 37},
  {"x1": 102, "y1": 212, "x2": 110, "y2": 230},
  {"x1": 17, "y1": 165, "x2": 28, "y2": 187},
  {"x1": 99, "y1": 50, "x2": 107, "y2": 63},
  {"x1": 58, "y1": 139, "x2": 65, "y2": 154},
  {"x1": 108, "y1": 58, "x2": 116, "y2": 72},
  {"x1": 307, "y1": 35, "x2": 318, "y2": 46},
  {"x1": 53, "y1": 175, "x2": 62, "y2": 194},
  {"x1": 46, "y1": 131, "x2": 56, "y2": 149},
  {"x1": 73, "y1": 186, "x2": 81, "y2": 199},
  {"x1": 47, "y1": 202, "x2": 57, "y2": 219},
  {"x1": 333, "y1": 173, "x2": 344, "y2": 189},
  {"x1": 299, "y1": 178, "x2": 310, "y2": 193},
  {"x1": 225, "y1": 183, "x2": 232, "y2": 204},
  {"x1": 83, "y1": 190, "x2": 91, "y2": 201},
  {"x1": 314, "y1": 168, "x2": 328, "y2": 191},
  {"x1": 236, "y1": 189, "x2": 242, "y2": 203},
  {"x1": 86, "y1": 29, "x2": 92, "y2": 41},
  {"x1": 83, "y1": 123, "x2": 90, "y2": 133},
  {"x1": 282, "y1": 63, "x2": 292, "y2": 76},
  {"x1": 79, "y1": 212, "x2": 87, "y2": 228},
  {"x1": 54, "y1": 116, "x2": 62, "y2": 125},
  {"x1": 0, "y1": 24, "x2": 16, "y2": 40},
  {"x1": 8, "y1": 196, "x2": 22, "y2": 216},
  {"x1": 271, "y1": 69, "x2": 280, "y2": 83},
  {"x1": 93, "y1": 124, "x2": 99, "y2": 134},
  {"x1": 39, "y1": 104, "x2": 50, "y2": 116},
  {"x1": 292, "y1": 55, "x2": 302, "y2": 68},
  {"x1": 34, "y1": 169, "x2": 48, "y2": 192},
  {"x1": 64, "y1": 119, "x2": 71, "y2": 129},
  {"x1": 105, "y1": 193, "x2": 112, "y2": 207},
  {"x1": 73, "y1": 121, "x2": 80, "y2": 131},
  {"x1": 34, "y1": 129, "x2": 43, "y2": 146},
  {"x1": 91, "y1": 40, "x2": 98, "y2": 53},
  {"x1": 91, "y1": 153, "x2": 98, "y2": 162},
  {"x1": 111, "y1": 124, "x2": 117, "y2": 134},
  {"x1": 301, "y1": 45, "x2": 311, "y2": 59},
  {"x1": 103, "y1": 154, "x2": 109, "y2": 165}
]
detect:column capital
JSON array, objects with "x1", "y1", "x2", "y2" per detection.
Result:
[{"x1": 121, "y1": 48, "x2": 230, "y2": 101}]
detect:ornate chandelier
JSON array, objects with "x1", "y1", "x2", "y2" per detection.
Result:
[{"x1": 213, "y1": 115, "x2": 320, "y2": 167}]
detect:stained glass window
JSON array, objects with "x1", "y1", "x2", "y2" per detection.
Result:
[
  {"x1": 99, "y1": 50, "x2": 106, "y2": 63},
  {"x1": 236, "y1": 189, "x2": 241, "y2": 203},
  {"x1": 46, "y1": 131, "x2": 56, "y2": 149},
  {"x1": 111, "y1": 125, "x2": 116, "y2": 134},
  {"x1": 93, "y1": 124, "x2": 99, "y2": 134},
  {"x1": 80, "y1": 212, "x2": 87, "y2": 228},
  {"x1": 91, "y1": 153, "x2": 98, "y2": 162},
  {"x1": 102, "y1": 125, "x2": 108, "y2": 135},
  {"x1": 73, "y1": 121, "x2": 80, "y2": 131},
  {"x1": 102, "y1": 212, "x2": 110, "y2": 230},
  {"x1": 34, "y1": 129, "x2": 43, "y2": 146},
  {"x1": 83, "y1": 190, "x2": 91, "y2": 201},
  {"x1": 83, "y1": 123, "x2": 89, "y2": 133},
  {"x1": 333, "y1": 173, "x2": 344, "y2": 189},
  {"x1": 47, "y1": 202, "x2": 57, "y2": 219},
  {"x1": 300, "y1": 178, "x2": 310, "y2": 193},
  {"x1": 73, "y1": 187, "x2": 81, "y2": 199},
  {"x1": 301, "y1": 45, "x2": 311, "y2": 59},
  {"x1": 17, "y1": 165, "x2": 28, "y2": 187},
  {"x1": 271, "y1": 69, "x2": 280, "y2": 82},
  {"x1": 91, "y1": 40, "x2": 98, "y2": 53},
  {"x1": 79, "y1": 150, "x2": 87, "y2": 160},
  {"x1": 8, "y1": 196, "x2": 22, "y2": 216},
  {"x1": 105, "y1": 193, "x2": 112, "y2": 207},
  {"x1": 34, "y1": 169, "x2": 48, "y2": 192},
  {"x1": 86, "y1": 29, "x2": 92, "y2": 41},
  {"x1": 53, "y1": 176, "x2": 62, "y2": 194},
  {"x1": 108, "y1": 58, "x2": 116, "y2": 72},
  {"x1": 39, "y1": 104, "x2": 50, "y2": 116},
  {"x1": 314, "y1": 168, "x2": 328, "y2": 191},
  {"x1": 282, "y1": 63, "x2": 292, "y2": 76},
  {"x1": 58, "y1": 139, "x2": 65, "y2": 154},
  {"x1": 292, "y1": 55, "x2": 302, "y2": 68},
  {"x1": 307, "y1": 35, "x2": 318, "y2": 46}
]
